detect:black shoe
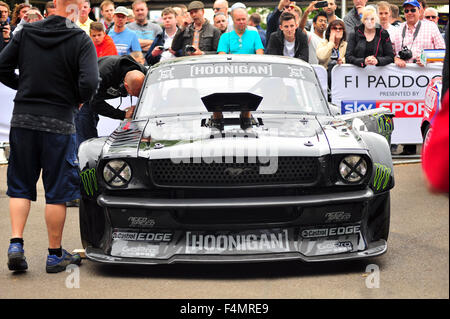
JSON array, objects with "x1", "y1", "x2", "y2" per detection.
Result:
[
  {"x1": 240, "y1": 116, "x2": 252, "y2": 130},
  {"x1": 210, "y1": 118, "x2": 224, "y2": 131},
  {"x1": 7, "y1": 243, "x2": 28, "y2": 272},
  {"x1": 400, "y1": 145, "x2": 416, "y2": 155},
  {"x1": 46, "y1": 249, "x2": 82, "y2": 273}
]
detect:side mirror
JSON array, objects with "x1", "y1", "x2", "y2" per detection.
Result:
[{"x1": 328, "y1": 103, "x2": 341, "y2": 116}]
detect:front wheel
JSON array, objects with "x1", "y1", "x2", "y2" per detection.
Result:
[
  {"x1": 371, "y1": 194, "x2": 390, "y2": 241},
  {"x1": 423, "y1": 125, "x2": 432, "y2": 147}
]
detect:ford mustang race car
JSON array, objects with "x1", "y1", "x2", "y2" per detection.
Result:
[{"x1": 78, "y1": 55, "x2": 394, "y2": 264}]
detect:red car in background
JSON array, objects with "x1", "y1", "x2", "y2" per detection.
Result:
[{"x1": 421, "y1": 76, "x2": 443, "y2": 146}]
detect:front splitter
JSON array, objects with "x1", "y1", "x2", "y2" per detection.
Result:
[{"x1": 85, "y1": 240, "x2": 386, "y2": 265}]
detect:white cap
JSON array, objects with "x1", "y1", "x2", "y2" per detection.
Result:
[{"x1": 231, "y1": 2, "x2": 246, "y2": 11}]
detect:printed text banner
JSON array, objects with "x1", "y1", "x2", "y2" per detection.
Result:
[{"x1": 331, "y1": 63, "x2": 443, "y2": 144}]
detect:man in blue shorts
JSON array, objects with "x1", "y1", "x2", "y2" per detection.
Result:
[
  {"x1": 109, "y1": 6, "x2": 142, "y2": 56},
  {"x1": 0, "y1": 0, "x2": 98, "y2": 273}
]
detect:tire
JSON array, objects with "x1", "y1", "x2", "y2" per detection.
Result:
[
  {"x1": 79, "y1": 197, "x2": 105, "y2": 249},
  {"x1": 423, "y1": 125, "x2": 432, "y2": 147},
  {"x1": 371, "y1": 194, "x2": 390, "y2": 241}
]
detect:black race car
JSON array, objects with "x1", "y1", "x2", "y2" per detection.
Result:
[{"x1": 78, "y1": 55, "x2": 394, "y2": 264}]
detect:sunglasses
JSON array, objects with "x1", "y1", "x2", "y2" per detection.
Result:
[
  {"x1": 425, "y1": 15, "x2": 437, "y2": 19},
  {"x1": 404, "y1": 8, "x2": 417, "y2": 13},
  {"x1": 285, "y1": 5, "x2": 296, "y2": 10},
  {"x1": 332, "y1": 27, "x2": 344, "y2": 31}
]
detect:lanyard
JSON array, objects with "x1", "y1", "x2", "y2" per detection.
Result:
[{"x1": 401, "y1": 21, "x2": 421, "y2": 49}]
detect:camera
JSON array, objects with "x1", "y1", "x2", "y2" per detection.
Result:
[
  {"x1": 398, "y1": 46, "x2": 413, "y2": 61},
  {"x1": 185, "y1": 45, "x2": 196, "y2": 54},
  {"x1": 0, "y1": 21, "x2": 8, "y2": 32}
]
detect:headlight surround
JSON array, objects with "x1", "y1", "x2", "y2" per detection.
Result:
[
  {"x1": 338, "y1": 155, "x2": 368, "y2": 183},
  {"x1": 103, "y1": 160, "x2": 132, "y2": 187}
]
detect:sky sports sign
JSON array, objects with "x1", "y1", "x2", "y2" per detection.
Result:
[{"x1": 341, "y1": 100, "x2": 426, "y2": 118}]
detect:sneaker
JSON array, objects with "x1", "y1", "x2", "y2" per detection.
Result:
[
  {"x1": 46, "y1": 249, "x2": 82, "y2": 273},
  {"x1": 399, "y1": 144, "x2": 417, "y2": 156},
  {"x1": 7, "y1": 243, "x2": 28, "y2": 271}
]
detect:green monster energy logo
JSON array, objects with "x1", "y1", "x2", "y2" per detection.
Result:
[
  {"x1": 377, "y1": 114, "x2": 393, "y2": 134},
  {"x1": 80, "y1": 168, "x2": 98, "y2": 196},
  {"x1": 373, "y1": 163, "x2": 391, "y2": 191}
]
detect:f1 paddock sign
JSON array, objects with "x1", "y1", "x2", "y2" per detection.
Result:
[{"x1": 331, "y1": 63, "x2": 443, "y2": 144}]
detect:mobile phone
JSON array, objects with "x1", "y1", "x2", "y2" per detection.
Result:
[
  {"x1": 315, "y1": 1, "x2": 329, "y2": 8},
  {"x1": 157, "y1": 46, "x2": 164, "y2": 50},
  {"x1": 27, "y1": 13, "x2": 39, "y2": 20}
]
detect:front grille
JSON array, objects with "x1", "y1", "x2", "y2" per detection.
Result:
[{"x1": 150, "y1": 157, "x2": 320, "y2": 187}]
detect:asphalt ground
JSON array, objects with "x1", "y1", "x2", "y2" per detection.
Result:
[{"x1": 0, "y1": 163, "x2": 448, "y2": 299}]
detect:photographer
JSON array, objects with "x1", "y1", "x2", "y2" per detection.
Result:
[
  {"x1": 392, "y1": 0, "x2": 445, "y2": 68},
  {"x1": 12, "y1": 7, "x2": 43, "y2": 36},
  {"x1": 390, "y1": 0, "x2": 445, "y2": 156},
  {"x1": 0, "y1": 1, "x2": 10, "y2": 53},
  {"x1": 146, "y1": 7, "x2": 179, "y2": 66},
  {"x1": 171, "y1": 1, "x2": 221, "y2": 56}
]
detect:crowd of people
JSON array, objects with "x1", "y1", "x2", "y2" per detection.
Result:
[
  {"x1": 0, "y1": 0, "x2": 447, "y2": 274},
  {"x1": 1, "y1": 0, "x2": 446, "y2": 70}
]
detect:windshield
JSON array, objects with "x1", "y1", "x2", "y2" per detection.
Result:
[{"x1": 135, "y1": 62, "x2": 329, "y2": 118}]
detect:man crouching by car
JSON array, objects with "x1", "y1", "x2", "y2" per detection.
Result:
[
  {"x1": 75, "y1": 54, "x2": 146, "y2": 148},
  {"x1": 0, "y1": 0, "x2": 99, "y2": 273}
]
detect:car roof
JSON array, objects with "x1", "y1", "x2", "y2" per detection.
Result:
[{"x1": 152, "y1": 54, "x2": 313, "y2": 69}]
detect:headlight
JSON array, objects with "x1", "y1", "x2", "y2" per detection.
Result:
[
  {"x1": 339, "y1": 155, "x2": 368, "y2": 183},
  {"x1": 103, "y1": 160, "x2": 132, "y2": 187}
]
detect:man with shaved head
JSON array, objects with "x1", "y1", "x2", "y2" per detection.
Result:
[{"x1": 75, "y1": 55, "x2": 147, "y2": 148}]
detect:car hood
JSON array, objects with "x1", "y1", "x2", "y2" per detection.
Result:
[{"x1": 101, "y1": 114, "x2": 367, "y2": 159}]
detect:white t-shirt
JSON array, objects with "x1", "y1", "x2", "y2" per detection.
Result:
[
  {"x1": 160, "y1": 31, "x2": 176, "y2": 62},
  {"x1": 283, "y1": 39, "x2": 295, "y2": 57},
  {"x1": 307, "y1": 31, "x2": 326, "y2": 64}
]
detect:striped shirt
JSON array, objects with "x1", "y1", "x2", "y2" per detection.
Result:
[{"x1": 391, "y1": 19, "x2": 446, "y2": 63}]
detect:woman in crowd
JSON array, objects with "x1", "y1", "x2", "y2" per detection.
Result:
[
  {"x1": 345, "y1": 6, "x2": 394, "y2": 68},
  {"x1": 12, "y1": 7, "x2": 43, "y2": 36},
  {"x1": 316, "y1": 19, "x2": 347, "y2": 100},
  {"x1": 10, "y1": 2, "x2": 30, "y2": 28},
  {"x1": 316, "y1": 20, "x2": 347, "y2": 70}
]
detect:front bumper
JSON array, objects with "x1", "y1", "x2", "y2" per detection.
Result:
[
  {"x1": 97, "y1": 189, "x2": 374, "y2": 209},
  {"x1": 84, "y1": 188, "x2": 389, "y2": 264}
]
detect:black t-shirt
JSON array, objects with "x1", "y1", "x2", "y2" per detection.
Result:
[{"x1": 365, "y1": 38, "x2": 376, "y2": 57}]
